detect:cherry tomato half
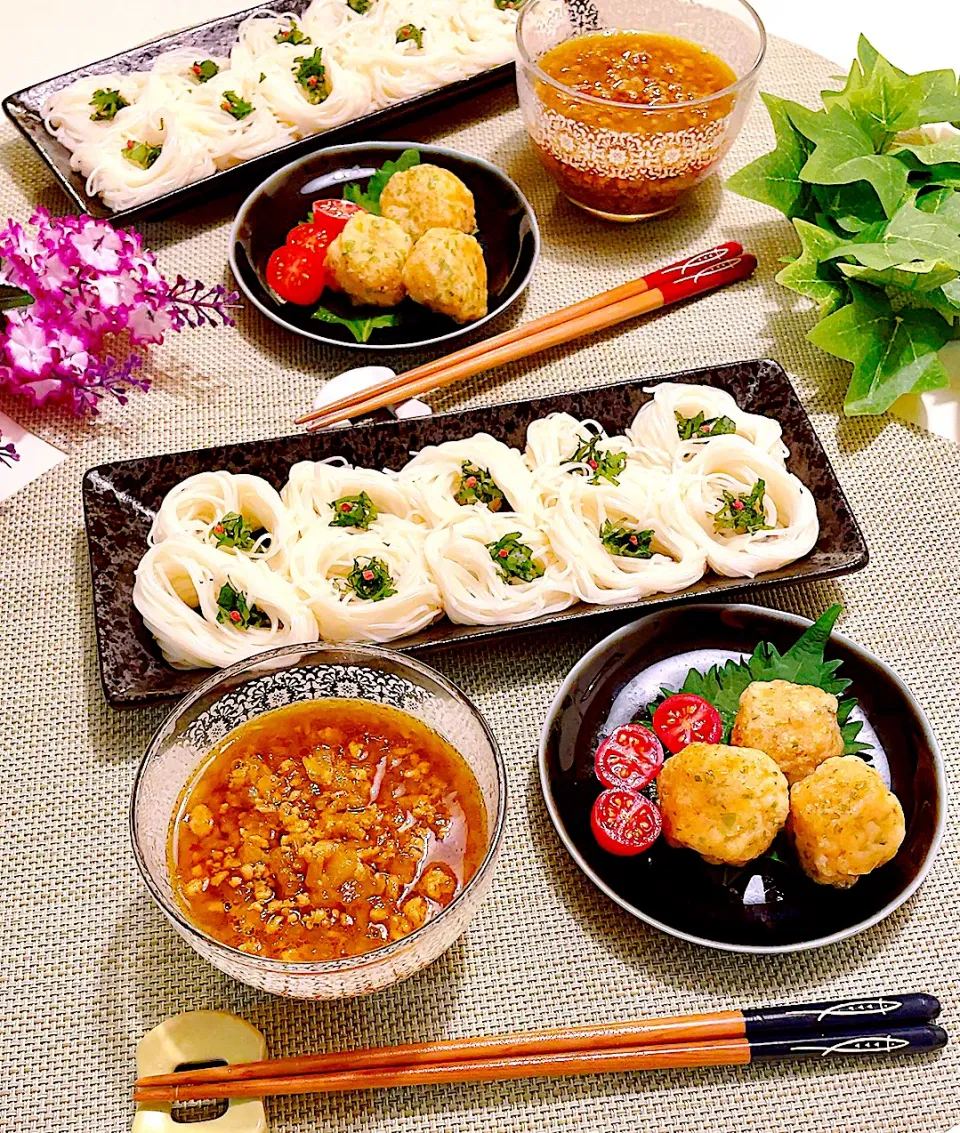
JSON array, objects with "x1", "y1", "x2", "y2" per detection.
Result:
[
  {"x1": 287, "y1": 221, "x2": 335, "y2": 262},
  {"x1": 594, "y1": 723, "x2": 663, "y2": 791},
  {"x1": 265, "y1": 244, "x2": 326, "y2": 306},
  {"x1": 310, "y1": 197, "x2": 364, "y2": 239},
  {"x1": 591, "y1": 788, "x2": 662, "y2": 856},
  {"x1": 652, "y1": 693, "x2": 723, "y2": 754}
]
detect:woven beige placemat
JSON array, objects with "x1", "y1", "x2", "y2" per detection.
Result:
[{"x1": 1, "y1": 32, "x2": 958, "y2": 1133}]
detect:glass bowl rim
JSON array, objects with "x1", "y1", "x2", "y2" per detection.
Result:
[
  {"x1": 129, "y1": 641, "x2": 509, "y2": 975},
  {"x1": 515, "y1": 0, "x2": 768, "y2": 113}
]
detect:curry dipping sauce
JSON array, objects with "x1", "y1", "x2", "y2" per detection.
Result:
[
  {"x1": 532, "y1": 31, "x2": 738, "y2": 217},
  {"x1": 170, "y1": 699, "x2": 488, "y2": 963}
]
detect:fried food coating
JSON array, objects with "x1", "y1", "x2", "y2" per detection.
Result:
[
  {"x1": 731, "y1": 679, "x2": 845, "y2": 786},
  {"x1": 380, "y1": 164, "x2": 476, "y2": 241},
  {"x1": 658, "y1": 742, "x2": 789, "y2": 867},
  {"x1": 402, "y1": 228, "x2": 488, "y2": 324},
  {"x1": 788, "y1": 756, "x2": 905, "y2": 888},
  {"x1": 325, "y1": 213, "x2": 413, "y2": 307}
]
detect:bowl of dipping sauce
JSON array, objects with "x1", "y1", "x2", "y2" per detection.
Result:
[
  {"x1": 515, "y1": 0, "x2": 766, "y2": 220},
  {"x1": 131, "y1": 644, "x2": 506, "y2": 998}
]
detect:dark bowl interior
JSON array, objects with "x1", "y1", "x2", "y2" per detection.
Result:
[
  {"x1": 540, "y1": 604, "x2": 945, "y2": 952},
  {"x1": 230, "y1": 141, "x2": 540, "y2": 350}
]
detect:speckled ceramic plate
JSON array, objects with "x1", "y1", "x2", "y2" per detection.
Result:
[
  {"x1": 539, "y1": 604, "x2": 946, "y2": 954},
  {"x1": 229, "y1": 141, "x2": 541, "y2": 351},
  {"x1": 82, "y1": 359, "x2": 868, "y2": 707},
  {"x1": 2, "y1": 0, "x2": 513, "y2": 224}
]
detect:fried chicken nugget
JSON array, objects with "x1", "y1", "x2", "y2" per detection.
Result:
[
  {"x1": 403, "y1": 228, "x2": 488, "y2": 324},
  {"x1": 325, "y1": 213, "x2": 413, "y2": 307},
  {"x1": 788, "y1": 756, "x2": 905, "y2": 888},
  {"x1": 658, "y1": 742, "x2": 789, "y2": 866},
  {"x1": 380, "y1": 163, "x2": 476, "y2": 241},
  {"x1": 732, "y1": 679, "x2": 845, "y2": 786}
]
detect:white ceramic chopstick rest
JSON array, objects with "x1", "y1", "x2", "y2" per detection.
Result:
[
  {"x1": 132, "y1": 1010, "x2": 267, "y2": 1132},
  {"x1": 312, "y1": 365, "x2": 432, "y2": 427}
]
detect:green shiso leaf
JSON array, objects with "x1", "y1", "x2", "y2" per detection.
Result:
[{"x1": 635, "y1": 606, "x2": 870, "y2": 756}]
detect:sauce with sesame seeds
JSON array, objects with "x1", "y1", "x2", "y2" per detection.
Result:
[{"x1": 170, "y1": 699, "x2": 486, "y2": 962}]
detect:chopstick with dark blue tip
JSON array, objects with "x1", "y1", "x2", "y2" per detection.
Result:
[{"x1": 133, "y1": 995, "x2": 943, "y2": 1102}]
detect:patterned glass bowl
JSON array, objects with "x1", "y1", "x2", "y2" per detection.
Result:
[
  {"x1": 516, "y1": 0, "x2": 766, "y2": 220},
  {"x1": 130, "y1": 644, "x2": 507, "y2": 999}
]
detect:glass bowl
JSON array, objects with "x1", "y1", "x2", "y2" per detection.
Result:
[
  {"x1": 516, "y1": 0, "x2": 766, "y2": 220},
  {"x1": 130, "y1": 644, "x2": 507, "y2": 999}
]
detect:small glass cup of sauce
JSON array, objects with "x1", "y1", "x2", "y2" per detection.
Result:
[{"x1": 516, "y1": 0, "x2": 766, "y2": 221}]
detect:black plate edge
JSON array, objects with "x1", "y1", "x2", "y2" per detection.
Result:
[
  {"x1": 81, "y1": 358, "x2": 870, "y2": 707},
  {"x1": 2, "y1": 0, "x2": 515, "y2": 225},
  {"x1": 537, "y1": 603, "x2": 947, "y2": 955}
]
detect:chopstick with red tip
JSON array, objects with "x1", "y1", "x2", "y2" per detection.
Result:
[{"x1": 294, "y1": 242, "x2": 753, "y2": 431}]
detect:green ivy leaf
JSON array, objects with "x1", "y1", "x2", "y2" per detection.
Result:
[
  {"x1": 726, "y1": 93, "x2": 815, "y2": 219},
  {"x1": 808, "y1": 283, "x2": 951, "y2": 414},
  {"x1": 828, "y1": 199, "x2": 960, "y2": 271},
  {"x1": 776, "y1": 219, "x2": 851, "y2": 315}
]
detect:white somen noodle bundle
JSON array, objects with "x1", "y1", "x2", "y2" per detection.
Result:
[
  {"x1": 150, "y1": 471, "x2": 295, "y2": 570},
  {"x1": 282, "y1": 459, "x2": 418, "y2": 537},
  {"x1": 398, "y1": 434, "x2": 540, "y2": 526},
  {"x1": 285, "y1": 516, "x2": 443, "y2": 643},
  {"x1": 661, "y1": 435, "x2": 819, "y2": 578},
  {"x1": 545, "y1": 473, "x2": 708, "y2": 605},
  {"x1": 627, "y1": 382, "x2": 789, "y2": 469},
  {"x1": 424, "y1": 511, "x2": 574, "y2": 625},
  {"x1": 133, "y1": 538, "x2": 319, "y2": 669}
]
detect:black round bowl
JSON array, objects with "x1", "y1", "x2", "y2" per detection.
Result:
[
  {"x1": 539, "y1": 604, "x2": 946, "y2": 954},
  {"x1": 229, "y1": 140, "x2": 541, "y2": 351}
]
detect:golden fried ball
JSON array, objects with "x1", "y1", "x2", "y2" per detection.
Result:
[
  {"x1": 731, "y1": 679, "x2": 845, "y2": 786},
  {"x1": 402, "y1": 228, "x2": 488, "y2": 324},
  {"x1": 380, "y1": 164, "x2": 476, "y2": 241},
  {"x1": 658, "y1": 743, "x2": 789, "y2": 867},
  {"x1": 788, "y1": 756, "x2": 905, "y2": 888},
  {"x1": 324, "y1": 213, "x2": 413, "y2": 307}
]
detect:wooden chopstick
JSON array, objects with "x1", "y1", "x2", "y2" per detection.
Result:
[
  {"x1": 133, "y1": 1024, "x2": 946, "y2": 1103},
  {"x1": 295, "y1": 242, "x2": 751, "y2": 431},
  {"x1": 134, "y1": 994, "x2": 941, "y2": 1102}
]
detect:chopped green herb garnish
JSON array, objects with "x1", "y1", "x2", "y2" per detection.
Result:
[
  {"x1": 347, "y1": 0, "x2": 373, "y2": 11},
  {"x1": 221, "y1": 90, "x2": 254, "y2": 120},
  {"x1": 675, "y1": 410, "x2": 737, "y2": 441},
  {"x1": 191, "y1": 59, "x2": 219, "y2": 83},
  {"x1": 293, "y1": 48, "x2": 328, "y2": 104},
  {"x1": 259, "y1": 72, "x2": 266, "y2": 82},
  {"x1": 396, "y1": 23, "x2": 424, "y2": 48},
  {"x1": 343, "y1": 148, "x2": 420, "y2": 213},
  {"x1": 494, "y1": 0, "x2": 521, "y2": 8},
  {"x1": 122, "y1": 141, "x2": 162, "y2": 169},
  {"x1": 599, "y1": 520, "x2": 654, "y2": 558},
  {"x1": 486, "y1": 532, "x2": 544, "y2": 583},
  {"x1": 564, "y1": 433, "x2": 627, "y2": 485},
  {"x1": 275, "y1": 20, "x2": 311, "y2": 44},
  {"x1": 343, "y1": 557, "x2": 397, "y2": 601},
  {"x1": 329, "y1": 492, "x2": 378, "y2": 530},
  {"x1": 89, "y1": 88, "x2": 128, "y2": 122},
  {"x1": 454, "y1": 462, "x2": 505, "y2": 511},
  {"x1": 713, "y1": 479, "x2": 773, "y2": 536},
  {"x1": 312, "y1": 305, "x2": 398, "y2": 342},
  {"x1": 210, "y1": 512, "x2": 268, "y2": 552},
  {"x1": 216, "y1": 580, "x2": 271, "y2": 629}
]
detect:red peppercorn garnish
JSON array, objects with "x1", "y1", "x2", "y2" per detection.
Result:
[
  {"x1": 192, "y1": 65, "x2": 202, "y2": 74},
  {"x1": 733, "y1": 500, "x2": 745, "y2": 511},
  {"x1": 629, "y1": 535, "x2": 638, "y2": 545},
  {"x1": 228, "y1": 609, "x2": 242, "y2": 623},
  {"x1": 362, "y1": 569, "x2": 375, "y2": 581},
  {"x1": 340, "y1": 503, "x2": 351, "y2": 512},
  {"x1": 126, "y1": 140, "x2": 135, "y2": 149},
  {"x1": 498, "y1": 549, "x2": 508, "y2": 558},
  {"x1": 221, "y1": 102, "x2": 230, "y2": 111},
  {"x1": 308, "y1": 76, "x2": 318, "y2": 86},
  {"x1": 213, "y1": 524, "x2": 225, "y2": 534},
  {"x1": 588, "y1": 459, "x2": 599, "y2": 469},
  {"x1": 465, "y1": 476, "x2": 477, "y2": 488}
]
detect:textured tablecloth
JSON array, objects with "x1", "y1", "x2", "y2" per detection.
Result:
[{"x1": 1, "y1": 33, "x2": 958, "y2": 1133}]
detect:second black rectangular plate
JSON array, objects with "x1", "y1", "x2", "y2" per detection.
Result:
[
  {"x1": 82, "y1": 360, "x2": 868, "y2": 706},
  {"x1": 3, "y1": 0, "x2": 514, "y2": 224}
]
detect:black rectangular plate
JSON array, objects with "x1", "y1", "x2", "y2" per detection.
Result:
[
  {"x1": 82, "y1": 360, "x2": 869, "y2": 707},
  {"x1": 3, "y1": 0, "x2": 514, "y2": 225}
]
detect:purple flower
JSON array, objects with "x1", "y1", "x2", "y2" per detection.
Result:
[{"x1": 0, "y1": 209, "x2": 240, "y2": 417}]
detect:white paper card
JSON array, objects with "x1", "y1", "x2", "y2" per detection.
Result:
[{"x1": 0, "y1": 411, "x2": 67, "y2": 503}]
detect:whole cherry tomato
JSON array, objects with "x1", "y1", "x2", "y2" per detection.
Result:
[
  {"x1": 265, "y1": 244, "x2": 326, "y2": 306},
  {"x1": 590, "y1": 788, "x2": 662, "y2": 856},
  {"x1": 652, "y1": 693, "x2": 723, "y2": 754},
  {"x1": 594, "y1": 723, "x2": 663, "y2": 791}
]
